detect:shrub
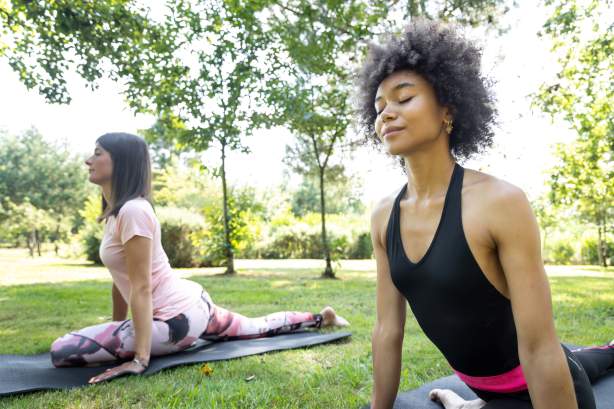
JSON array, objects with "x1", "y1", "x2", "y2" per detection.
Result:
[
  {"x1": 348, "y1": 232, "x2": 373, "y2": 259},
  {"x1": 157, "y1": 207, "x2": 207, "y2": 268},
  {"x1": 580, "y1": 237, "x2": 614, "y2": 265},
  {"x1": 258, "y1": 212, "x2": 372, "y2": 260},
  {"x1": 78, "y1": 195, "x2": 103, "y2": 264},
  {"x1": 195, "y1": 188, "x2": 266, "y2": 266},
  {"x1": 81, "y1": 223, "x2": 103, "y2": 264},
  {"x1": 550, "y1": 240, "x2": 575, "y2": 265}
]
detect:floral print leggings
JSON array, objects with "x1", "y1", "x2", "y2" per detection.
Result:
[{"x1": 50, "y1": 291, "x2": 322, "y2": 367}]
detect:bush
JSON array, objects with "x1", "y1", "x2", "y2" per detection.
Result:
[
  {"x1": 157, "y1": 207, "x2": 207, "y2": 268},
  {"x1": 78, "y1": 200, "x2": 208, "y2": 268},
  {"x1": 550, "y1": 240, "x2": 575, "y2": 265},
  {"x1": 195, "y1": 187, "x2": 266, "y2": 266},
  {"x1": 78, "y1": 195, "x2": 104, "y2": 264},
  {"x1": 580, "y1": 237, "x2": 614, "y2": 265},
  {"x1": 81, "y1": 223, "x2": 103, "y2": 264},
  {"x1": 258, "y1": 211, "x2": 372, "y2": 260},
  {"x1": 348, "y1": 232, "x2": 373, "y2": 259}
]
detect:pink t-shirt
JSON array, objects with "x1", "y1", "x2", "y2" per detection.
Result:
[{"x1": 99, "y1": 198, "x2": 202, "y2": 320}]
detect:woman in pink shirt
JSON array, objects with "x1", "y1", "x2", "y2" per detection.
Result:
[{"x1": 50, "y1": 132, "x2": 349, "y2": 384}]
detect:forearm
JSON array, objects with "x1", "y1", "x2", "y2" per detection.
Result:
[
  {"x1": 112, "y1": 284, "x2": 128, "y2": 321},
  {"x1": 129, "y1": 289, "x2": 153, "y2": 362},
  {"x1": 521, "y1": 345, "x2": 577, "y2": 409},
  {"x1": 371, "y1": 332, "x2": 403, "y2": 409}
]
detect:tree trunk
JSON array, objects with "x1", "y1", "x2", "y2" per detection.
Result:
[
  {"x1": 35, "y1": 229, "x2": 41, "y2": 256},
  {"x1": 27, "y1": 231, "x2": 34, "y2": 257},
  {"x1": 319, "y1": 167, "x2": 335, "y2": 278},
  {"x1": 220, "y1": 142, "x2": 236, "y2": 275},
  {"x1": 54, "y1": 225, "x2": 60, "y2": 255},
  {"x1": 597, "y1": 224, "x2": 605, "y2": 267}
]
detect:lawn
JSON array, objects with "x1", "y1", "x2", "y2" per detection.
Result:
[{"x1": 0, "y1": 250, "x2": 612, "y2": 408}]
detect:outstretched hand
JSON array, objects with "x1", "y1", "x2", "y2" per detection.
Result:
[{"x1": 89, "y1": 359, "x2": 148, "y2": 384}]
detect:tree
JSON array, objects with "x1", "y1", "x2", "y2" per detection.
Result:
[
  {"x1": 266, "y1": 0, "x2": 511, "y2": 277},
  {"x1": 2, "y1": 0, "x2": 513, "y2": 271},
  {"x1": 0, "y1": 199, "x2": 55, "y2": 256},
  {"x1": 532, "y1": 195, "x2": 559, "y2": 258},
  {"x1": 135, "y1": 1, "x2": 277, "y2": 274},
  {"x1": 534, "y1": 0, "x2": 613, "y2": 266},
  {"x1": 274, "y1": 80, "x2": 355, "y2": 277},
  {"x1": 0, "y1": 1, "x2": 181, "y2": 103},
  {"x1": 195, "y1": 186, "x2": 267, "y2": 265},
  {"x1": 286, "y1": 170, "x2": 364, "y2": 218},
  {"x1": 0, "y1": 129, "x2": 89, "y2": 253},
  {"x1": 1, "y1": 0, "x2": 277, "y2": 274}
]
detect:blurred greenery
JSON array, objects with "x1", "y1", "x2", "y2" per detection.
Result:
[
  {"x1": 0, "y1": 129, "x2": 89, "y2": 255},
  {"x1": 534, "y1": 0, "x2": 613, "y2": 267}
]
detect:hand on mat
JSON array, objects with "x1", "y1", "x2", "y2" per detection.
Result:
[
  {"x1": 429, "y1": 389, "x2": 486, "y2": 409},
  {"x1": 89, "y1": 358, "x2": 148, "y2": 384}
]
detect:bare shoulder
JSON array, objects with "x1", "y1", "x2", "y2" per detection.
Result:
[
  {"x1": 370, "y1": 188, "x2": 402, "y2": 247},
  {"x1": 462, "y1": 168, "x2": 529, "y2": 211}
]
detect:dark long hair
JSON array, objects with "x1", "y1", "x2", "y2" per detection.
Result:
[{"x1": 96, "y1": 132, "x2": 152, "y2": 221}]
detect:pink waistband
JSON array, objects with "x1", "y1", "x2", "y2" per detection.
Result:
[{"x1": 453, "y1": 365, "x2": 528, "y2": 393}]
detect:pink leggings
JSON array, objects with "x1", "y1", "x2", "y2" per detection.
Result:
[{"x1": 50, "y1": 291, "x2": 322, "y2": 367}]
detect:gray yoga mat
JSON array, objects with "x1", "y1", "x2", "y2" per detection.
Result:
[
  {"x1": 0, "y1": 331, "x2": 351, "y2": 397},
  {"x1": 363, "y1": 344, "x2": 614, "y2": 409},
  {"x1": 379, "y1": 373, "x2": 614, "y2": 409}
]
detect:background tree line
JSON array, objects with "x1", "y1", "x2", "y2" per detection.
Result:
[
  {"x1": 0, "y1": 0, "x2": 611, "y2": 272},
  {"x1": 0, "y1": 128, "x2": 372, "y2": 266}
]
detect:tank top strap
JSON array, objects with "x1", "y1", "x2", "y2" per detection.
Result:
[
  {"x1": 441, "y1": 163, "x2": 465, "y2": 229},
  {"x1": 385, "y1": 183, "x2": 408, "y2": 259}
]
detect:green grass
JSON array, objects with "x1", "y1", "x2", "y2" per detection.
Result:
[{"x1": 0, "y1": 253, "x2": 612, "y2": 408}]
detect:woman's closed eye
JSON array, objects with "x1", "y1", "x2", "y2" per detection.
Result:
[{"x1": 375, "y1": 96, "x2": 414, "y2": 115}]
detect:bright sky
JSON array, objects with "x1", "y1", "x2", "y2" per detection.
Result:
[{"x1": 0, "y1": 1, "x2": 577, "y2": 206}]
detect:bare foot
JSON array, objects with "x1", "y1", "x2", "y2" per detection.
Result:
[
  {"x1": 429, "y1": 389, "x2": 486, "y2": 409},
  {"x1": 320, "y1": 306, "x2": 350, "y2": 327}
]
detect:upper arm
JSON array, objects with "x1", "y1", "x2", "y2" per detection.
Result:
[
  {"x1": 124, "y1": 236, "x2": 152, "y2": 292},
  {"x1": 487, "y1": 184, "x2": 557, "y2": 351},
  {"x1": 371, "y1": 200, "x2": 406, "y2": 336},
  {"x1": 117, "y1": 203, "x2": 154, "y2": 292}
]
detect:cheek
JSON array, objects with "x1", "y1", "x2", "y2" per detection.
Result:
[
  {"x1": 402, "y1": 99, "x2": 440, "y2": 130},
  {"x1": 374, "y1": 116, "x2": 383, "y2": 136},
  {"x1": 99, "y1": 158, "x2": 113, "y2": 176}
]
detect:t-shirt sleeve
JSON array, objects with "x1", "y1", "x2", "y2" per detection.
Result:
[{"x1": 115, "y1": 201, "x2": 156, "y2": 245}]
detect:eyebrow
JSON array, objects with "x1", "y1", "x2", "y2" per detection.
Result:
[{"x1": 375, "y1": 82, "x2": 416, "y2": 102}]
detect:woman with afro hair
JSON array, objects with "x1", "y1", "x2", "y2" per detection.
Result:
[{"x1": 360, "y1": 19, "x2": 613, "y2": 409}]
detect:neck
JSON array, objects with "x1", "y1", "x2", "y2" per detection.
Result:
[
  {"x1": 101, "y1": 183, "x2": 112, "y2": 207},
  {"x1": 403, "y1": 148, "x2": 456, "y2": 200}
]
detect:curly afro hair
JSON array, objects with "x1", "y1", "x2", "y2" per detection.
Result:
[{"x1": 356, "y1": 19, "x2": 497, "y2": 161}]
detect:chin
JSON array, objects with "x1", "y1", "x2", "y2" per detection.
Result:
[{"x1": 386, "y1": 141, "x2": 413, "y2": 156}]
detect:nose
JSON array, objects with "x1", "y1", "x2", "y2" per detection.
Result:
[
  {"x1": 85, "y1": 156, "x2": 92, "y2": 166},
  {"x1": 380, "y1": 106, "x2": 397, "y2": 122}
]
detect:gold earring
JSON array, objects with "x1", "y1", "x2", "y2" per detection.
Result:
[{"x1": 444, "y1": 118, "x2": 453, "y2": 134}]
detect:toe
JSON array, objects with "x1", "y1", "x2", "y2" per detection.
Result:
[{"x1": 335, "y1": 315, "x2": 350, "y2": 327}]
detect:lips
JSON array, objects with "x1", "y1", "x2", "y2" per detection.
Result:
[{"x1": 382, "y1": 126, "x2": 405, "y2": 138}]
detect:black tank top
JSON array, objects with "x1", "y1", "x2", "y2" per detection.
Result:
[{"x1": 386, "y1": 163, "x2": 520, "y2": 376}]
